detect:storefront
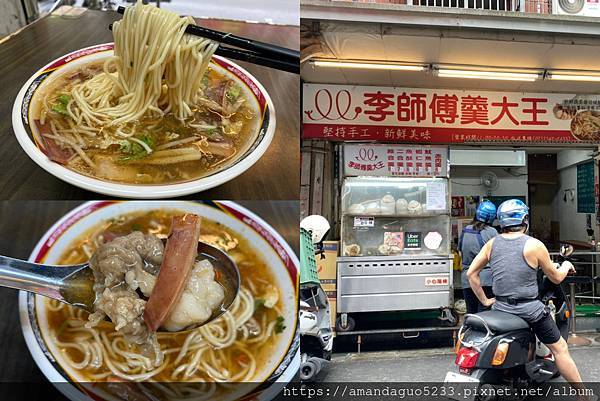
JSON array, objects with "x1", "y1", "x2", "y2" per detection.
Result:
[{"x1": 301, "y1": 82, "x2": 600, "y2": 336}]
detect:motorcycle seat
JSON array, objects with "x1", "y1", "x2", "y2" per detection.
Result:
[{"x1": 465, "y1": 310, "x2": 530, "y2": 333}]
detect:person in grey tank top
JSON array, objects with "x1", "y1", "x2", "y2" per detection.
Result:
[
  {"x1": 488, "y1": 233, "x2": 543, "y2": 322},
  {"x1": 467, "y1": 199, "x2": 586, "y2": 395}
]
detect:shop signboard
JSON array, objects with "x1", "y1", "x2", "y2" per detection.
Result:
[
  {"x1": 343, "y1": 143, "x2": 448, "y2": 177},
  {"x1": 577, "y1": 161, "x2": 595, "y2": 214},
  {"x1": 303, "y1": 83, "x2": 600, "y2": 144}
]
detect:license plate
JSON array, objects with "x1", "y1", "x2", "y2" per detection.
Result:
[{"x1": 444, "y1": 371, "x2": 479, "y2": 401}]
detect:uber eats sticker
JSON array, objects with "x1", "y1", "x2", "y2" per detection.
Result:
[{"x1": 404, "y1": 232, "x2": 421, "y2": 250}]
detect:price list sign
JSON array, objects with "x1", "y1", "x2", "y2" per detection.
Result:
[
  {"x1": 577, "y1": 161, "x2": 595, "y2": 214},
  {"x1": 344, "y1": 143, "x2": 448, "y2": 177}
]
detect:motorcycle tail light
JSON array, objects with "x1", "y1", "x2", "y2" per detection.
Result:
[
  {"x1": 565, "y1": 310, "x2": 571, "y2": 319},
  {"x1": 492, "y1": 342, "x2": 510, "y2": 366},
  {"x1": 455, "y1": 347, "x2": 479, "y2": 369}
]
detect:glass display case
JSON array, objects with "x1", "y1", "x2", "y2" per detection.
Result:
[
  {"x1": 336, "y1": 145, "x2": 454, "y2": 323},
  {"x1": 341, "y1": 177, "x2": 451, "y2": 257}
]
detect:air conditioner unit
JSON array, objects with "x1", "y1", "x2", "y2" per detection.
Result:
[{"x1": 553, "y1": 0, "x2": 600, "y2": 16}]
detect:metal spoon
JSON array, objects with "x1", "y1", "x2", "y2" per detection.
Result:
[{"x1": 0, "y1": 241, "x2": 240, "y2": 331}]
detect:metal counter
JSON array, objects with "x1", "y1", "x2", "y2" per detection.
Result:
[{"x1": 337, "y1": 255, "x2": 454, "y2": 313}]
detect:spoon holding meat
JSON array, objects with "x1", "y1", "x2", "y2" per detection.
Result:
[{"x1": 0, "y1": 214, "x2": 240, "y2": 337}]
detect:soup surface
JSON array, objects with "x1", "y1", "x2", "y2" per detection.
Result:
[
  {"x1": 32, "y1": 62, "x2": 261, "y2": 184},
  {"x1": 42, "y1": 210, "x2": 285, "y2": 386}
]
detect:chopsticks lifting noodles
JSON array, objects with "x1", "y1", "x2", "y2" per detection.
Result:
[{"x1": 112, "y1": 6, "x2": 299, "y2": 74}]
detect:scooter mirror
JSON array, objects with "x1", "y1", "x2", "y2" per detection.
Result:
[{"x1": 559, "y1": 243, "x2": 574, "y2": 258}]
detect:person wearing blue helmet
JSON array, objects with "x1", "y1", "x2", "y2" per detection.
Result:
[
  {"x1": 458, "y1": 200, "x2": 498, "y2": 314},
  {"x1": 467, "y1": 199, "x2": 585, "y2": 391}
]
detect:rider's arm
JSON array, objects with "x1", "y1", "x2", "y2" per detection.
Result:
[
  {"x1": 467, "y1": 240, "x2": 495, "y2": 307},
  {"x1": 534, "y1": 239, "x2": 573, "y2": 284}
]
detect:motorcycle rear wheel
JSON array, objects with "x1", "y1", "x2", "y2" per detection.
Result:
[{"x1": 299, "y1": 360, "x2": 320, "y2": 382}]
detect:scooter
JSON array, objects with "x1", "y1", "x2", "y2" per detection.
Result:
[
  {"x1": 299, "y1": 215, "x2": 334, "y2": 382},
  {"x1": 444, "y1": 244, "x2": 574, "y2": 401}
]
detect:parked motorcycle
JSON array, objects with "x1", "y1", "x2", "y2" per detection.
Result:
[
  {"x1": 444, "y1": 244, "x2": 574, "y2": 401},
  {"x1": 299, "y1": 215, "x2": 334, "y2": 382}
]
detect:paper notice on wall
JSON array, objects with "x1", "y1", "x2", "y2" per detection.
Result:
[{"x1": 426, "y1": 181, "x2": 447, "y2": 210}]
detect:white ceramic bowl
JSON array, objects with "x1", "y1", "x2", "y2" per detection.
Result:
[
  {"x1": 12, "y1": 44, "x2": 276, "y2": 198},
  {"x1": 19, "y1": 201, "x2": 299, "y2": 401}
]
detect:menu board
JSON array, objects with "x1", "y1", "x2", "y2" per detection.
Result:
[
  {"x1": 343, "y1": 143, "x2": 448, "y2": 177},
  {"x1": 577, "y1": 161, "x2": 595, "y2": 214}
]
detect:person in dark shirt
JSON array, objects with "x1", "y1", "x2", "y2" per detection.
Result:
[{"x1": 458, "y1": 200, "x2": 497, "y2": 314}]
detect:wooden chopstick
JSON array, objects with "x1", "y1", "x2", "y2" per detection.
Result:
[
  {"x1": 108, "y1": 23, "x2": 299, "y2": 74},
  {"x1": 116, "y1": 6, "x2": 299, "y2": 62}
]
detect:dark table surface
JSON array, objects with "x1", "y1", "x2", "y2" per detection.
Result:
[
  {"x1": 0, "y1": 200, "x2": 298, "y2": 397},
  {"x1": 0, "y1": 9, "x2": 299, "y2": 200}
]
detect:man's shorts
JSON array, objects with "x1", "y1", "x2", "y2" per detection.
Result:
[{"x1": 531, "y1": 308, "x2": 561, "y2": 344}]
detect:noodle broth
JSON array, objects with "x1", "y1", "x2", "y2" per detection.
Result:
[
  {"x1": 30, "y1": 59, "x2": 261, "y2": 185},
  {"x1": 41, "y1": 210, "x2": 285, "y2": 384}
]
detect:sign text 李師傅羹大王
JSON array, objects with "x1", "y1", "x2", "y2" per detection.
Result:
[{"x1": 303, "y1": 84, "x2": 600, "y2": 144}]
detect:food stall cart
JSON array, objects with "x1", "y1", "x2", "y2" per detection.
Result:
[{"x1": 336, "y1": 143, "x2": 456, "y2": 332}]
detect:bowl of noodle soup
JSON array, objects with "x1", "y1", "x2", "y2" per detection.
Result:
[
  {"x1": 19, "y1": 201, "x2": 299, "y2": 401},
  {"x1": 13, "y1": 4, "x2": 276, "y2": 198}
]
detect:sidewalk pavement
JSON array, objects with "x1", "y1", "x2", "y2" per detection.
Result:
[{"x1": 321, "y1": 334, "x2": 600, "y2": 383}]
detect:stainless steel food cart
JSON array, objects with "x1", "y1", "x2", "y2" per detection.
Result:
[{"x1": 336, "y1": 144, "x2": 455, "y2": 332}]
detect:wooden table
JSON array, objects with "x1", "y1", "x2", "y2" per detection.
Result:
[
  {"x1": 0, "y1": 9, "x2": 299, "y2": 200},
  {"x1": 0, "y1": 200, "x2": 298, "y2": 396}
]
